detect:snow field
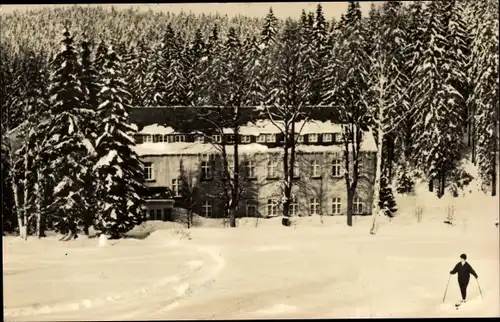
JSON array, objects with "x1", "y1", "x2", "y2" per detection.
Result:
[
  {"x1": 3, "y1": 184, "x2": 499, "y2": 320},
  {"x1": 3, "y1": 211, "x2": 498, "y2": 320}
]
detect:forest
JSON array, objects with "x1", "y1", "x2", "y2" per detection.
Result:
[{"x1": 1, "y1": 1, "x2": 498, "y2": 239}]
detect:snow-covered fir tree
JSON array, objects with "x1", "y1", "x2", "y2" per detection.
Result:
[
  {"x1": 472, "y1": 12, "x2": 499, "y2": 196},
  {"x1": 44, "y1": 28, "x2": 94, "y2": 238},
  {"x1": 378, "y1": 177, "x2": 398, "y2": 217},
  {"x1": 79, "y1": 36, "x2": 100, "y2": 235},
  {"x1": 412, "y1": 0, "x2": 464, "y2": 198},
  {"x1": 403, "y1": 1, "x2": 426, "y2": 162},
  {"x1": 127, "y1": 40, "x2": 150, "y2": 107},
  {"x1": 93, "y1": 46, "x2": 146, "y2": 239}
]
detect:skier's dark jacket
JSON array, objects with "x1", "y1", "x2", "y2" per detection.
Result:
[{"x1": 450, "y1": 262, "x2": 478, "y2": 284}]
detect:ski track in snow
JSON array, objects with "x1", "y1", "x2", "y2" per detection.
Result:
[{"x1": 149, "y1": 245, "x2": 226, "y2": 317}]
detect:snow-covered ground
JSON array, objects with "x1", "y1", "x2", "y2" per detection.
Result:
[{"x1": 3, "y1": 189, "x2": 499, "y2": 320}]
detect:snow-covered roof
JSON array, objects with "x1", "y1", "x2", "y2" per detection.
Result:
[
  {"x1": 133, "y1": 135, "x2": 377, "y2": 157},
  {"x1": 138, "y1": 124, "x2": 175, "y2": 135},
  {"x1": 137, "y1": 120, "x2": 344, "y2": 137}
]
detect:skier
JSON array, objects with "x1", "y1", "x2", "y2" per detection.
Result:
[{"x1": 449, "y1": 253, "x2": 478, "y2": 304}]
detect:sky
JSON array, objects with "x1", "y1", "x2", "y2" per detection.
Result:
[{"x1": 0, "y1": 2, "x2": 379, "y2": 20}]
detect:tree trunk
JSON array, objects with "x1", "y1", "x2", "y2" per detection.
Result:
[
  {"x1": 387, "y1": 135, "x2": 395, "y2": 182},
  {"x1": 492, "y1": 169, "x2": 497, "y2": 197},
  {"x1": 471, "y1": 115, "x2": 476, "y2": 164},
  {"x1": 370, "y1": 120, "x2": 384, "y2": 235},
  {"x1": 346, "y1": 189, "x2": 354, "y2": 227},
  {"x1": 282, "y1": 122, "x2": 293, "y2": 227},
  {"x1": 438, "y1": 169, "x2": 446, "y2": 198},
  {"x1": 428, "y1": 179, "x2": 434, "y2": 192},
  {"x1": 229, "y1": 121, "x2": 239, "y2": 228},
  {"x1": 35, "y1": 169, "x2": 45, "y2": 238}
]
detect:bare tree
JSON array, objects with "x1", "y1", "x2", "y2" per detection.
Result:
[{"x1": 262, "y1": 19, "x2": 314, "y2": 226}]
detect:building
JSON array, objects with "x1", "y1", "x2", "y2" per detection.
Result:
[{"x1": 131, "y1": 108, "x2": 377, "y2": 220}]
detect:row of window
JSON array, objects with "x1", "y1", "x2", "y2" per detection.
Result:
[
  {"x1": 198, "y1": 197, "x2": 365, "y2": 217},
  {"x1": 144, "y1": 159, "x2": 347, "y2": 182},
  {"x1": 140, "y1": 133, "x2": 343, "y2": 144}
]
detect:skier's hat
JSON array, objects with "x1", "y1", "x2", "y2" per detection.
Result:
[{"x1": 460, "y1": 253, "x2": 467, "y2": 260}]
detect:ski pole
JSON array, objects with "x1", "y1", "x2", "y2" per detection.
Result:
[
  {"x1": 442, "y1": 274, "x2": 451, "y2": 303},
  {"x1": 476, "y1": 278, "x2": 483, "y2": 299}
]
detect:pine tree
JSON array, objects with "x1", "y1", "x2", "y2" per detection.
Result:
[
  {"x1": 258, "y1": 9, "x2": 279, "y2": 107},
  {"x1": 79, "y1": 35, "x2": 100, "y2": 235},
  {"x1": 127, "y1": 40, "x2": 150, "y2": 106},
  {"x1": 378, "y1": 1, "x2": 408, "y2": 181},
  {"x1": 412, "y1": 0, "x2": 464, "y2": 198},
  {"x1": 472, "y1": 13, "x2": 498, "y2": 196},
  {"x1": 378, "y1": 177, "x2": 398, "y2": 217},
  {"x1": 185, "y1": 28, "x2": 206, "y2": 106},
  {"x1": 44, "y1": 28, "x2": 93, "y2": 238},
  {"x1": 396, "y1": 167, "x2": 415, "y2": 195},
  {"x1": 309, "y1": 4, "x2": 329, "y2": 106},
  {"x1": 93, "y1": 45, "x2": 146, "y2": 239},
  {"x1": 403, "y1": 1, "x2": 426, "y2": 162}
]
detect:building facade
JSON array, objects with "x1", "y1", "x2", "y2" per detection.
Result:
[{"x1": 132, "y1": 117, "x2": 377, "y2": 220}]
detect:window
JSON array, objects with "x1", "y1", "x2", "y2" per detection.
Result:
[
  {"x1": 332, "y1": 198, "x2": 342, "y2": 215},
  {"x1": 333, "y1": 133, "x2": 342, "y2": 143},
  {"x1": 310, "y1": 198, "x2": 320, "y2": 216},
  {"x1": 201, "y1": 161, "x2": 212, "y2": 180},
  {"x1": 156, "y1": 208, "x2": 163, "y2": 221},
  {"x1": 172, "y1": 178, "x2": 180, "y2": 197},
  {"x1": 241, "y1": 135, "x2": 251, "y2": 143},
  {"x1": 354, "y1": 197, "x2": 364, "y2": 214},
  {"x1": 153, "y1": 134, "x2": 164, "y2": 143},
  {"x1": 245, "y1": 159, "x2": 256, "y2": 178},
  {"x1": 311, "y1": 160, "x2": 320, "y2": 178},
  {"x1": 293, "y1": 161, "x2": 300, "y2": 178},
  {"x1": 195, "y1": 135, "x2": 205, "y2": 143},
  {"x1": 257, "y1": 134, "x2": 266, "y2": 143},
  {"x1": 227, "y1": 135, "x2": 235, "y2": 143},
  {"x1": 296, "y1": 135, "x2": 304, "y2": 143},
  {"x1": 267, "y1": 199, "x2": 278, "y2": 217},
  {"x1": 308, "y1": 133, "x2": 318, "y2": 143},
  {"x1": 323, "y1": 133, "x2": 333, "y2": 142},
  {"x1": 332, "y1": 159, "x2": 342, "y2": 177},
  {"x1": 149, "y1": 208, "x2": 164, "y2": 221},
  {"x1": 266, "y1": 134, "x2": 276, "y2": 143},
  {"x1": 267, "y1": 159, "x2": 278, "y2": 178},
  {"x1": 212, "y1": 135, "x2": 222, "y2": 143},
  {"x1": 143, "y1": 135, "x2": 153, "y2": 143},
  {"x1": 246, "y1": 199, "x2": 258, "y2": 217},
  {"x1": 202, "y1": 200, "x2": 213, "y2": 217},
  {"x1": 290, "y1": 196, "x2": 298, "y2": 217},
  {"x1": 174, "y1": 135, "x2": 186, "y2": 142},
  {"x1": 144, "y1": 162, "x2": 154, "y2": 181}
]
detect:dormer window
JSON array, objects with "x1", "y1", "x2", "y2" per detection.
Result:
[
  {"x1": 143, "y1": 135, "x2": 153, "y2": 143},
  {"x1": 296, "y1": 134, "x2": 304, "y2": 143},
  {"x1": 174, "y1": 135, "x2": 186, "y2": 142},
  {"x1": 323, "y1": 133, "x2": 333, "y2": 143},
  {"x1": 257, "y1": 134, "x2": 266, "y2": 143},
  {"x1": 308, "y1": 133, "x2": 318, "y2": 143},
  {"x1": 212, "y1": 135, "x2": 222, "y2": 143},
  {"x1": 266, "y1": 134, "x2": 276, "y2": 143},
  {"x1": 195, "y1": 135, "x2": 205, "y2": 143},
  {"x1": 241, "y1": 135, "x2": 251, "y2": 143}
]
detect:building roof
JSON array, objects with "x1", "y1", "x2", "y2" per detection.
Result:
[{"x1": 133, "y1": 131, "x2": 377, "y2": 157}]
